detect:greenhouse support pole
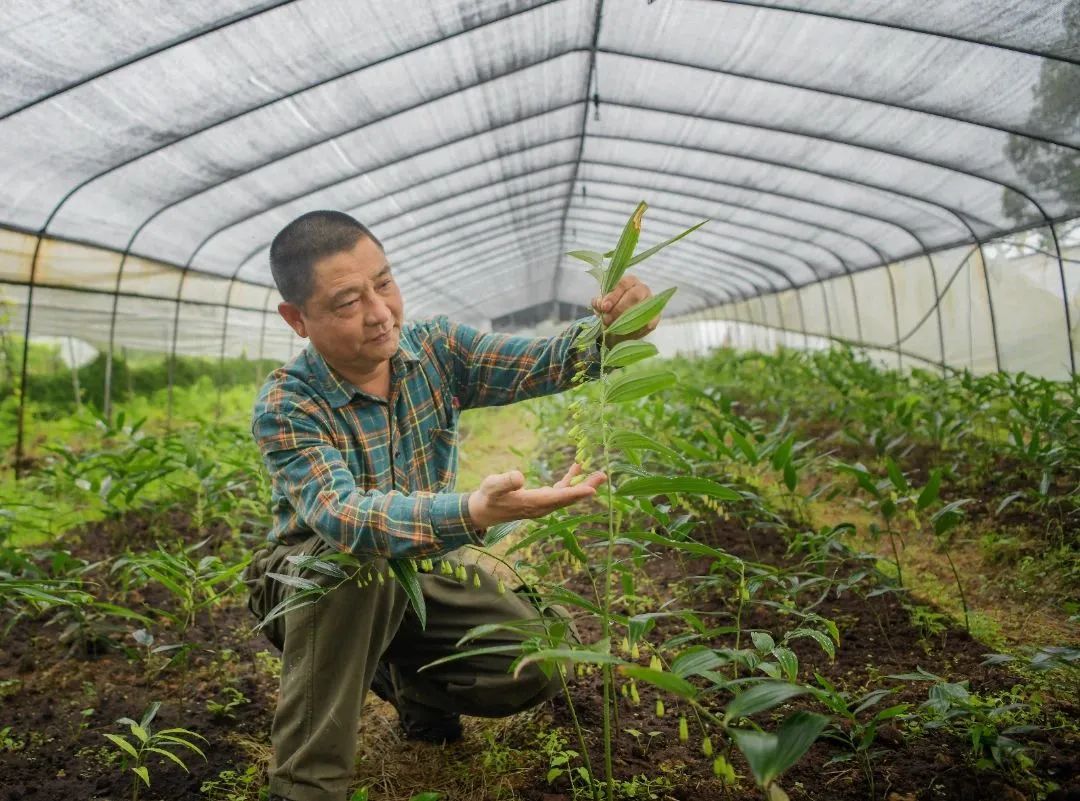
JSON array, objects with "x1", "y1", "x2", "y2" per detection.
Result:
[
  {"x1": 68, "y1": 336, "x2": 82, "y2": 412},
  {"x1": 1047, "y1": 223, "x2": 1076, "y2": 376},
  {"x1": 166, "y1": 272, "x2": 191, "y2": 431},
  {"x1": 256, "y1": 287, "x2": 273, "y2": 383},
  {"x1": 976, "y1": 244, "x2": 1003, "y2": 373},
  {"x1": 885, "y1": 262, "x2": 903, "y2": 370},
  {"x1": 216, "y1": 279, "x2": 241, "y2": 417},
  {"x1": 926, "y1": 254, "x2": 948, "y2": 377},
  {"x1": 14, "y1": 233, "x2": 47, "y2": 478}
]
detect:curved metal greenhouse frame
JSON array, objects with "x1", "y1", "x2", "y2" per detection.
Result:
[{"x1": 1, "y1": 0, "x2": 1078, "y2": 470}]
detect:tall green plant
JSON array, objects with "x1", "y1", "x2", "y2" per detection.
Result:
[{"x1": 511, "y1": 203, "x2": 827, "y2": 801}]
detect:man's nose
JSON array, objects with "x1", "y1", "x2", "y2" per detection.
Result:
[{"x1": 365, "y1": 297, "x2": 392, "y2": 326}]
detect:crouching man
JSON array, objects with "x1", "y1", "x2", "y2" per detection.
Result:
[{"x1": 243, "y1": 210, "x2": 659, "y2": 801}]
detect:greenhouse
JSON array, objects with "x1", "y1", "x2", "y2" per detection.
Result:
[{"x1": 1, "y1": 1, "x2": 1077, "y2": 800}]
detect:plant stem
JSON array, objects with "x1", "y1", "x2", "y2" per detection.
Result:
[
  {"x1": 941, "y1": 546, "x2": 970, "y2": 633},
  {"x1": 559, "y1": 663, "x2": 601, "y2": 801},
  {"x1": 885, "y1": 520, "x2": 904, "y2": 588},
  {"x1": 599, "y1": 337, "x2": 616, "y2": 801},
  {"x1": 732, "y1": 561, "x2": 745, "y2": 681}
]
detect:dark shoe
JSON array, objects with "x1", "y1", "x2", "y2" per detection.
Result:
[{"x1": 370, "y1": 661, "x2": 463, "y2": 744}]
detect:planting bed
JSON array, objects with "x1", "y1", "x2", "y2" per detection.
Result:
[{"x1": 3, "y1": 494, "x2": 1076, "y2": 801}]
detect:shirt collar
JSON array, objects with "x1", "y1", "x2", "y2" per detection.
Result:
[{"x1": 305, "y1": 333, "x2": 422, "y2": 409}]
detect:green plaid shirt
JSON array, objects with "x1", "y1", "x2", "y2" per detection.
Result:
[{"x1": 252, "y1": 316, "x2": 598, "y2": 559}]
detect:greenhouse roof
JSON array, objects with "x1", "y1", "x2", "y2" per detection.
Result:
[{"x1": 1, "y1": 0, "x2": 1078, "y2": 330}]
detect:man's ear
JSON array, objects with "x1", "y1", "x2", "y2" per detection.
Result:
[{"x1": 278, "y1": 302, "x2": 308, "y2": 339}]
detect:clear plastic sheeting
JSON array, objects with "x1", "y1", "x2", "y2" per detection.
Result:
[{"x1": 1, "y1": 0, "x2": 1078, "y2": 433}]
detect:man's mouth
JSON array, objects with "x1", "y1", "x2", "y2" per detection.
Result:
[{"x1": 368, "y1": 327, "x2": 394, "y2": 344}]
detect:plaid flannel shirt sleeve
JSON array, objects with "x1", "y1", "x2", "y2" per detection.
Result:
[
  {"x1": 253, "y1": 408, "x2": 482, "y2": 559},
  {"x1": 443, "y1": 316, "x2": 602, "y2": 409}
]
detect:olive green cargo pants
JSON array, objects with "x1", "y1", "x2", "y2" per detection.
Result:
[{"x1": 243, "y1": 535, "x2": 567, "y2": 801}]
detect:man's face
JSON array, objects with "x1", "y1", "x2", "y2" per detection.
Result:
[{"x1": 279, "y1": 235, "x2": 404, "y2": 376}]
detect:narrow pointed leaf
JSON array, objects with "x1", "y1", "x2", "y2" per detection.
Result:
[
  {"x1": 618, "y1": 665, "x2": 697, "y2": 699},
  {"x1": 104, "y1": 733, "x2": 139, "y2": 759},
  {"x1": 605, "y1": 340, "x2": 658, "y2": 368},
  {"x1": 572, "y1": 317, "x2": 602, "y2": 352},
  {"x1": 885, "y1": 457, "x2": 908, "y2": 493},
  {"x1": 606, "y1": 287, "x2": 677, "y2": 336},
  {"x1": 604, "y1": 370, "x2": 676, "y2": 404},
  {"x1": 724, "y1": 682, "x2": 807, "y2": 722},
  {"x1": 265, "y1": 572, "x2": 320, "y2": 591},
  {"x1": 388, "y1": 558, "x2": 426, "y2": 631},
  {"x1": 132, "y1": 766, "x2": 150, "y2": 787},
  {"x1": 146, "y1": 746, "x2": 191, "y2": 771},
  {"x1": 483, "y1": 519, "x2": 525, "y2": 547},
  {"x1": 671, "y1": 647, "x2": 727, "y2": 678},
  {"x1": 567, "y1": 249, "x2": 605, "y2": 267},
  {"x1": 627, "y1": 220, "x2": 709, "y2": 268},
  {"x1": 609, "y1": 431, "x2": 688, "y2": 467},
  {"x1": 731, "y1": 712, "x2": 827, "y2": 787},
  {"x1": 917, "y1": 469, "x2": 942, "y2": 510},
  {"x1": 618, "y1": 476, "x2": 741, "y2": 502},
  {"x1": 252, "y1": 588, "x2": 323, "y2": 632},
  {"x1": 602, "y1": 202, "x2": 647, "y2": 294}
]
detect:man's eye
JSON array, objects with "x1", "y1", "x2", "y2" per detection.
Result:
[
  {"x1": 339, "y1": 299, "x2": 358, "y2": 308},
  {"x1": 378, "y1": 281, "x2": 392, "y2": 290}
]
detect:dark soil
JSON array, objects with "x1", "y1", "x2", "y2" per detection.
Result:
[
  {"x1": 518, "y1": 513, "x2": 1080, "y2": 801},
  {"x1": 3, "y1": 504, "x2": 1077, "y2": 801},
  {"x1": 0, "y1": 511, "x2": 280, "y2": 801}
]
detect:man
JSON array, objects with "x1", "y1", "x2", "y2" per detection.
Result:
[{"x1": 243, "y1": 210, "x2": 660, "y2": 801}]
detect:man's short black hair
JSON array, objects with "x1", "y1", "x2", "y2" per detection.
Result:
[{"x1": 269, "y1": 211, "x2": 383, "y2": 307}]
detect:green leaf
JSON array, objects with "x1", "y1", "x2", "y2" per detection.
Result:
[
  {"x1": 770, "y1": 434, "x2": 794, "y2": 471},
  {"x1": 731, "y1": 712, "x2": 828, "y2": 788},
  {"x1": 265, "y1": 572, "x2": 320, "y2": 591},
  {"x1": 730, "y1": 431, "x2": 759, "y2": 464},
  {"x1": 145, "y1": 746, "x2": 190, "y2": 772},
  {"x1": 885, "y1": 457, "x2": 908, "y2": 493},
  {"x1": 783, "y1": 462, "x2": 797, "y2": 492},
  {"x1": 618, "y1": 665, "x2": 697, "y2": 699},
  {"x1": 418, "y1": 644, "x2": 526, "y2": 673},
  {"x1": 572, "y1": 317, "x2": 602, "y2": 352},
  {"x1": 515, "y1": 647, "x2": 622, "y2": 674},
  {"x1": 132, "y1": 766, "x2": 150, "y2": 787},
  {"x1": 252, "y1": 587, "x2": 323, "y2": 632},
  {"x1": 350, "y1": 789, "x2": 370, "y2": 801},
  {"x1": 917, "y1": 469, "x2": 942, "y2": 510},
  {"x1": 751, "y1": 631, "x2": 776, "y2": 652},
  {"x1": 773, "y1": 648, "x2": 799, "y2": 682},
  {"x1": 104, "y1": 733, "x2": 139, "y2": 759},
  {"x1": 388, "y1": 559, "x2": 426, "y2": 631},
  {"x1": 605, "y1": 340, "x2": 658, "y2": 368},
  {"x1": 724, "y1": 682, "x2": 807, "y2": 723},
  {"x1": 606, "y1": 287, "x2": 677, "y2": 336},
  {"x1": 409, "y1": 793, "x2": 442, "y2": 801},
  {"x1": 609, "y1": 431, "x2": 687, "y2": 466},
  {"x1": 618, "y1": 476, "x2": 741, "y2": 502},
  {"x1": 602, "y1": 201, "x2": 647, "y2": 294},
  {"x1": 286, "y1": 555, "x2": 348, "y2": 579},
  {"x1": 604, "y1": 370, "x2": 676, "y2": 404},
  {"x1": 671, "y1": 647, "x2": 727, "y2": 678},
  {"x1": 788, "y1": 628, "x2": 835, "y2": 660},
  {"x1": 567, "y1": 249, "x2": 605, "y2": 267},
  {"x1": 483, "y1": 520, "x2": 524, "y2": 547},
  {"x1": 626, "y1": 219, "x2": 709, "y2": 268},
  {"x1": 129, "y1": 723, "x2": 149, "y2": 743}
]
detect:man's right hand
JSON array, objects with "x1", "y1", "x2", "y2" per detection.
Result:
[{"x1": 467, "y1": 463, "x2": 607, "y2": 530}]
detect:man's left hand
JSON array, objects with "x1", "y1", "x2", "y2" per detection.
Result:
[{"x1": 591, "y1": 275, "x2": 658, "y2": 345}]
